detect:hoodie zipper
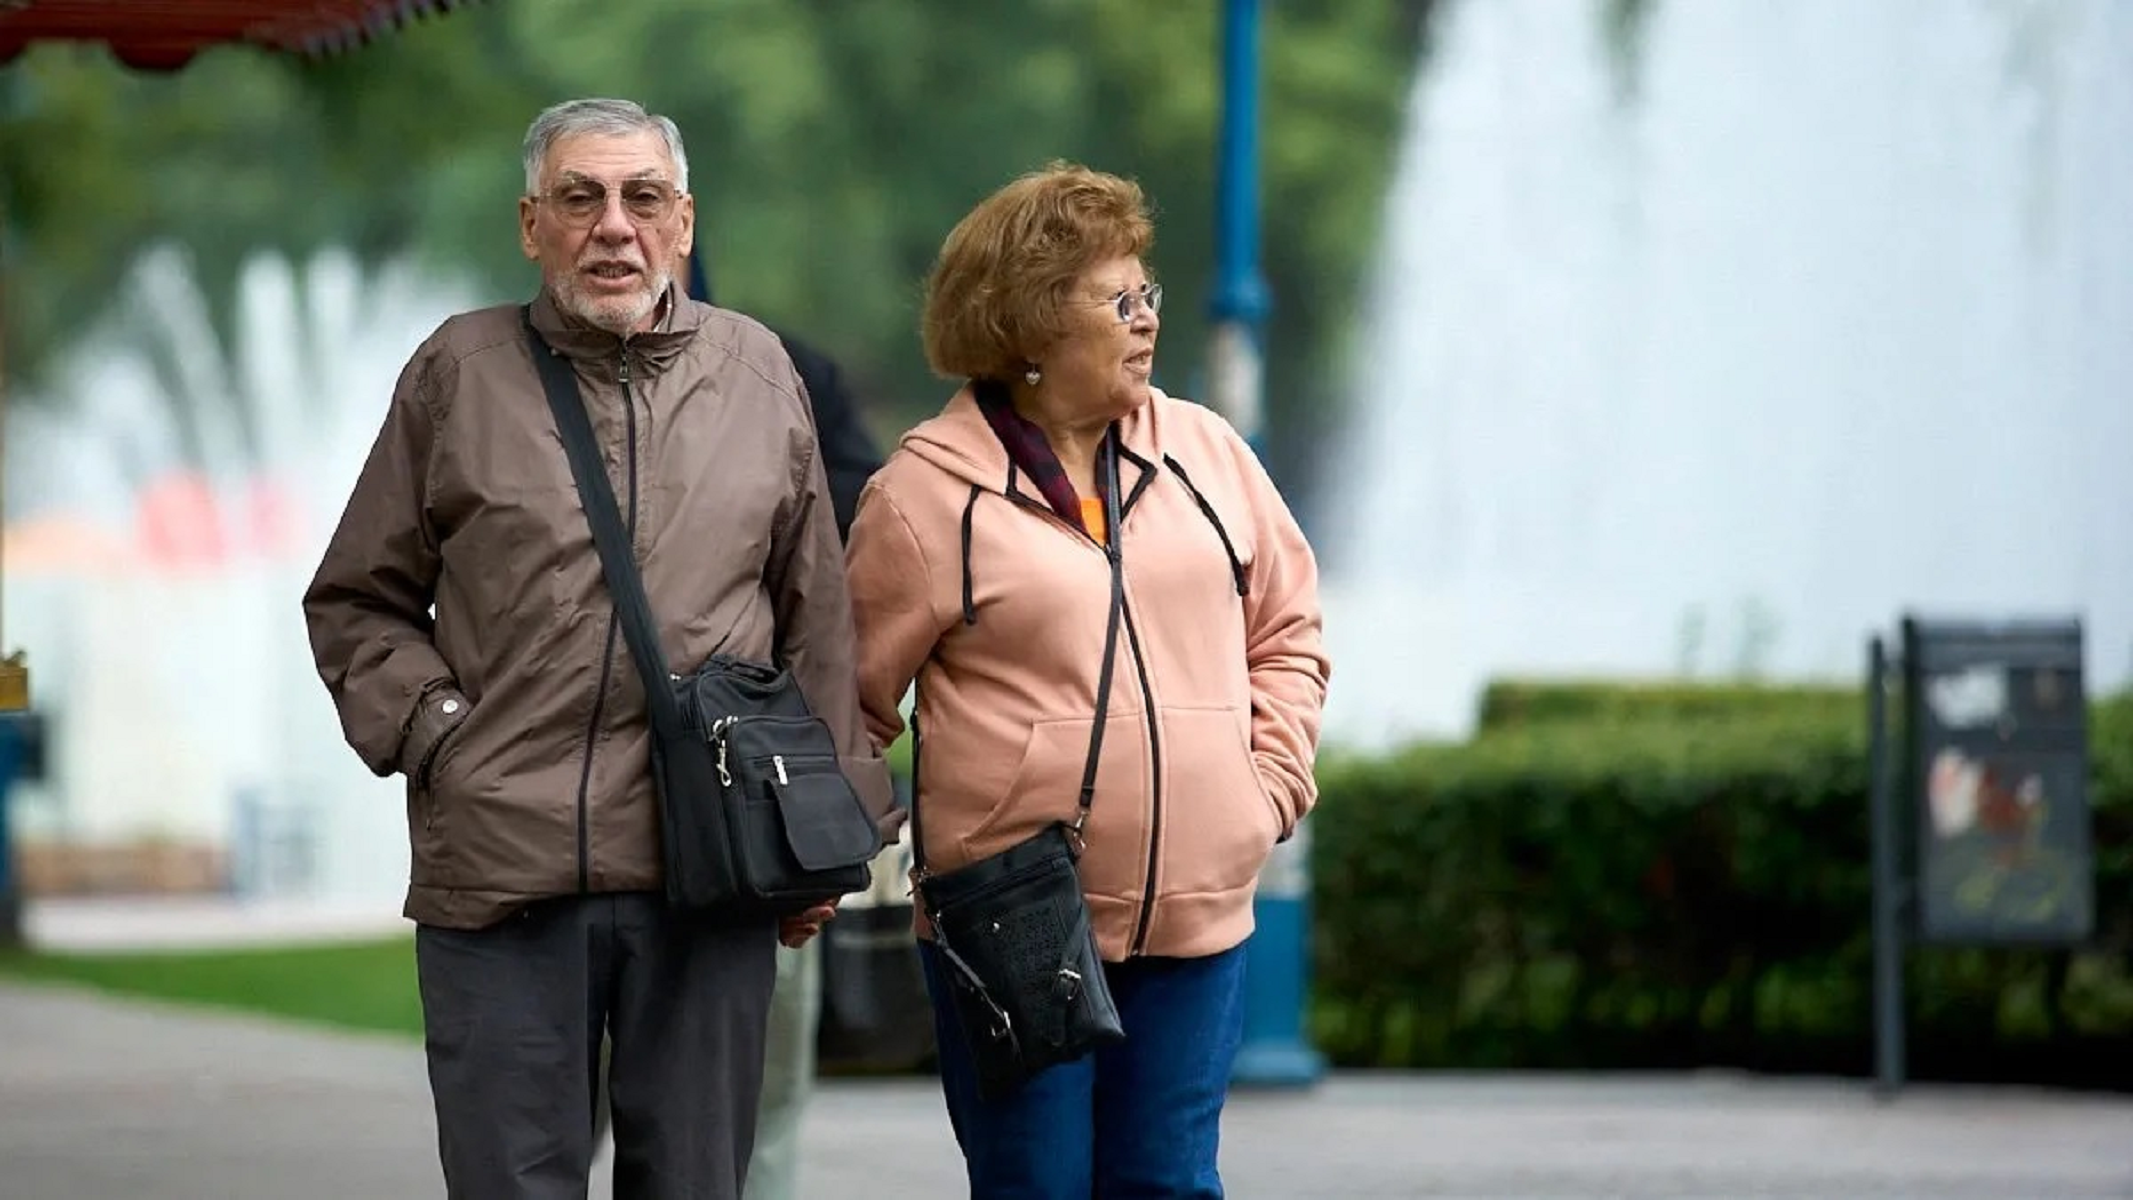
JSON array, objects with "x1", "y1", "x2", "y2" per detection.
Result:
[
  {"x1": 1122, "y1": 598, "x2": 1163, "y2": 956},
  {"x1": 1019, "y1": 464, "x2": 1166, "y2": 953},
  {"x1": 1106, "y1": 460, "x2": 1164, "y2": 957},
  {"x1": 996, "y1": 456, "x2": 1165, "y2": 952},
  {"x1": 570, "y1": 349, "x2": 636, "y2": 893}
]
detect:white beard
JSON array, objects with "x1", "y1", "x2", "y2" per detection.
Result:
[{"x1": 556, "y1": 268, "x2": 672, "y2": 336}]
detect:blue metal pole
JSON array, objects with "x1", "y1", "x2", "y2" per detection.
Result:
[
  {"x1": 0, "y1": 713, "x2": 25, "y2": 946},
  {"x1": 1213, "y1": 0, "x2": 1324, "y2": 1091},
  {"x1": 1207, "y1": 0, "x2": 1271, "y2": 453}
]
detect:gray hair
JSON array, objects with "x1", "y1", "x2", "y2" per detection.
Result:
[{"x1": 521, "y1": 98, "x2": 690, "y2": 195}]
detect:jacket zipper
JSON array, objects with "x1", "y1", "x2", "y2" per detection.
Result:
[
  {"x1": 1010, "y1": 471, "x2": 1164, "y2": 951},
  {"x1": 1003, "y1": 467, "x2": 1163, "y2": 950},
  {"x1": 570, "y1": 350, "x2": 637, "y2": 893},
  {"x1": 1122, "y1": 599, "x2": 1163, "y2": 956},
  {"x1": 1101, "y1": 461, "x2": 1164, "y2": 956}
]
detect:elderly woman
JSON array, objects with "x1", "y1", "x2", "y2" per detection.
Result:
[{"x1": 844, "y1": 162, "x2": 1330, "y2": 1197}]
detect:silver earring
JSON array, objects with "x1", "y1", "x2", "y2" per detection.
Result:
[{"x1": 1024, "y1": 365, "x2": 1042, "y2": 386}]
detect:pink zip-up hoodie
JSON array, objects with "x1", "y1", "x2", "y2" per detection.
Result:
[{"x1": 845, "y1": 385, "x2": 1330, "y2": 961}]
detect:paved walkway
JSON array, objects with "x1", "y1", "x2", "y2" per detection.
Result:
[
  {"x1": 1, "y1": 982, "x2": 2127, "y2": 1198},
  {"x1": 22, "y1": 894, "x2": 411, "y2": 952}
]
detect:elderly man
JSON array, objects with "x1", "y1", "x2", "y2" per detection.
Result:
[{"x1": 303, "y1": 97, "x2": 890, "y2": 1199}]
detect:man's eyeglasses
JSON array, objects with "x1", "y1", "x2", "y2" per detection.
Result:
[
  {"x1": 1092, "y1": 283, "x2": 1162, "y2": 323},
  {"x1": 532, "y1": 178, "x2": 683, "y2": 227}
]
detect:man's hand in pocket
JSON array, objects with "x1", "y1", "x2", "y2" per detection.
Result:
[{"x1": 778, "y1": 901, "x2": 838, "y2": 948}]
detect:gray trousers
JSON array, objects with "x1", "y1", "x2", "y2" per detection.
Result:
[{"x1": 415, "y1": 892, "x2": 777, "y2": 1200}]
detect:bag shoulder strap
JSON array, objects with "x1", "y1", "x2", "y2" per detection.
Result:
[
  {"x1": 1068, "y1": 431, "x2": 1128, "y2": 848},
  {"x1": 521, "y1": 310, "x2": 685, "y2": 741},
  {"x1": 912, "y1": 428, "x2": 1128, "y2": 874}
]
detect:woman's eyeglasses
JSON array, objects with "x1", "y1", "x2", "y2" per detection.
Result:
[{"x1": 1092, "y1": 283, "x2": 1162, "y2": 323}]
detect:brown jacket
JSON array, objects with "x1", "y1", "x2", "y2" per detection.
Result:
[
  {"x1": 845, "y1": 385, "x2": 1329, "y2": 961},
  {"x1": 303, "y1": 289, "x2": 891, "y2": 929}
]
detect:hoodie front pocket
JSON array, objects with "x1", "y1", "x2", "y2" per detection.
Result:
[
  {"x1": 957, "y1": 717, "x2": 1096, "y2": 857},
  {"x1": 1156, "y1": 706, "x2": 1278, "y2": 895}
]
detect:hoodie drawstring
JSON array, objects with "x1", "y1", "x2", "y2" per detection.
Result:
[
  {"x1": 1162, "y1": 455, "x2": 1249, "y2": 598},
  {"x1": 957, "y1": 456, "x2": 1247, "y2": 628},
  {"x1": 960, "y1": 484, "x2": 982, "y2": 625}
]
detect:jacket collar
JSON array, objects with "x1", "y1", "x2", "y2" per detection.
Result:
[{"x1": 527, "y1": 283, "x2": 704, "y2": 375}]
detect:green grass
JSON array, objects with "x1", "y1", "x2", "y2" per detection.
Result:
[{"x1": 0, "y1": 937, "x2": 423, "y2": 1038}]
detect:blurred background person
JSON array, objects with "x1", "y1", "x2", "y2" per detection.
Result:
[{"x1": 683, "y1": 249, "x2": 889, "y2": 1200}]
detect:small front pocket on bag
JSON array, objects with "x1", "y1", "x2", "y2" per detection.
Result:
[
  {"x1": 718, "y1": 715, "x2": 878, "y2": 900},
  {"x1": 759, "y1": 755, "x2": 877, "y2": 871}
]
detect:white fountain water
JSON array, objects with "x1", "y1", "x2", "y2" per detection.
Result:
[
  {"x1": 1320, "y1": 0, "x2": 2133, "y2": 749},
  {"x1": 5, "y1": 248, "x2": 480, "y2": 908}
]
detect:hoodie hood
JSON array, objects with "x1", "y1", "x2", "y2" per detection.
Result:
[
  {"x1": 895, "y1": 384, "x2": 1246, "y2": 628},
  {"x1": 899, "y1": 383, "x2": 1175, "y2": 497}
]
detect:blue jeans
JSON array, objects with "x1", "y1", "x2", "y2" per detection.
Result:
[{"x1": 920, "y1": 940, "x2": 1248, "y2": 1199}]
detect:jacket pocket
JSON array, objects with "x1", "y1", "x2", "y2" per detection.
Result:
[
  {"x1": 957, "y1": 717, "x2": 1095, "y2": 857},
  {"x1": 425, "y1": 715, "x2": 473, "y2": 813},
  {"x1": 410, "y1": 704, "x2": 477, "y2": 883},
  {"x1": 1156, "y1": 706, "x2": 1279, "y2": 895}
]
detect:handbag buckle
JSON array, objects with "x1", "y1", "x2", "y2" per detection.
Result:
[
  {"x1": 973, "y1": 989, "x2": 1015, "y2": 1044},
  {"x1": 710, "y1": 716, "x2": 735, "y2": 786},
  {"x1": 1066, "y1": 811, "x2": 1089, "y2": 856}
]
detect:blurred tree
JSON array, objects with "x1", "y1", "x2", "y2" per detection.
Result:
[
  {"x1": 1, "y1": 45, "x2": 340, "y2": 464},
  {"x1": 0, "y1": 0, "x2": 1434, "y2": 494}
]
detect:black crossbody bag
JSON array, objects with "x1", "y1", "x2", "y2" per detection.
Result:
[
  {"x1": 524, "y1": 313, "x2": 879, "y2": 916},
  {"x1": 913, "y1": 432, "x2": 1130, "y2": 1100}
]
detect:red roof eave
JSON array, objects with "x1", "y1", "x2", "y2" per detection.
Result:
[{"x1": 0, "y1": 0, "x2": 479, "y2": 72}]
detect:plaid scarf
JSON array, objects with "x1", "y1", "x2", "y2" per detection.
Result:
[{"x1": 972, "y1": 380, "x2": 1110, "y2": 534}]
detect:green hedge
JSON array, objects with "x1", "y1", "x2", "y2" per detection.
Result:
[
  {"x1": 1311, "y1": 684, "x2": 2133, "y2": 1087},
  {"x1": 1475, "y1": 677, "x2": 1859, "y2": 732}
]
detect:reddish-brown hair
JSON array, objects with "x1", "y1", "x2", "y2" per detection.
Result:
[{"x1": 922, "y1": 162, "x2": 1155, "y2": 382}]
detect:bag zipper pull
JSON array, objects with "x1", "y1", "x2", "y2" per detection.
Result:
[
  {"x1": 712, "y1": 716, "x2": 733, "y2": 786},
  {"x1": 773, "y1": 755, "x2": 789, "y2": 785}
]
